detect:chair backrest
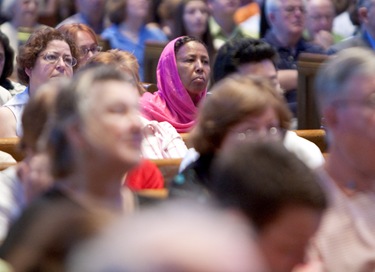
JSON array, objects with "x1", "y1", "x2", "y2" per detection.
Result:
[
  {"x1": 150, "y1": 158, "x2": 182, "y2": 187},
  {"x1": 294, "y1": 129, "x2": 327, "y2": 153},
  {"x1": 143, "y1": 41, "x2": 167, "y2": 84},
  {"x1": 297, "y1": 53, "x2": 328, "y2": 129},
  {"x1": 0, "y1": 138, "x2": 24, "y2": 162}
]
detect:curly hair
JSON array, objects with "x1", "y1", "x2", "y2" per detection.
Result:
[{"x1": 17, "y1": 27, "x2": 80, "y2": 85}]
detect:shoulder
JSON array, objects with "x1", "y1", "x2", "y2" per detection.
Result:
[
  {"x1": 143, "y1": 25, "x2": 168, "y2": 41},
  {"x1": 283, "y1": 130, "x2": 325, "y2": 169},
  {"x1": 328, "y1": 35, "x2": 368, "y2": 54},
  {"x1": 0, "y1": 107, "x2": 17, "y2": 138}
]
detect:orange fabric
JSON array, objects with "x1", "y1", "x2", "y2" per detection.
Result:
[
  {"x1": 125, "y1": 160, "x2": 164, "y2": 191},
  {"x1": 234, "y1": 2, "x2": 260, "y2": 24}
]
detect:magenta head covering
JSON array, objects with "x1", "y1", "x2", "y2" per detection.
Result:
[{"x1": 140, "y1": 37, "x2": 209, "y2": 133}]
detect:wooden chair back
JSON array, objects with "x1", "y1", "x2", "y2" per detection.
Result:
[
  {"x1": 297, "y1": 53, "x2": 328, "y2": 129},
  {"x1": 143, "y1": 41, "x2": 167, "y2": 84},
  {"x1": 0, "y1": 138, "x2": 24, "y2": 162},
  {"x1": 294, "y1": 129, "x2": 327, "y2": 153}
]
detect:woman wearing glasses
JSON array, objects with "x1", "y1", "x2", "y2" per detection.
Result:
[
  {"x1": 57, "y1": 23, "x2": 102, "y2": 67},
  {"x1": 170, "y1": 74, "x2": 324, "y2": 198},
  {"x1": 0, "y1": 27, "x2": 79, "y2": 138}
]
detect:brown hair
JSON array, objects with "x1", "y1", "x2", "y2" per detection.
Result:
[
  {"x1": 86, "y1": 49, "x2": 145, "y2": 95},
  {"x1": 57, "y1": 23, "x2": 98, "y2": 65},
  {"x1": 17, "y1": 27, "x2": 79, "y2": 85},
  {"x1": 191, "y1": 73, "x2": 292, "y2": 155},
  {"x1": 20, "y1": 80, "x2": 63, "y2": 153}
]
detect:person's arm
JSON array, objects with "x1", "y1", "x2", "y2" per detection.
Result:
[
  {"x1": 277, "y1": 69, "x2": 298, "y2": 92},
  {"x1": 0, "y1": 107, "x2": 17, "y2": 138}
]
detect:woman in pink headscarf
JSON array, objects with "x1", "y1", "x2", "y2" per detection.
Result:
[{"x1": 140, "y1": 36, "x2": 211, "y2": 133}]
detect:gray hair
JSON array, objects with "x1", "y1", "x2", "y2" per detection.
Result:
[
  {"x1": 315, "y1": 47, "x2": 375, "y2": 112},
  {"x1": 265, "y1": 0, "x2": 307, "y2": 23}
]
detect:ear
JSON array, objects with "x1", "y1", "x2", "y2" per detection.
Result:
[
  {"x1": 65, "y1": 120, "x2": 85, "y2": 150},
  {"x1": 358, "y1": 7, "x2": 368, "y2": 23},
  {"x1": 322, "y1": 105, "x2": 338, "y2": 130},
  {"x1": 268, "y1": 12, "x2": 276, "y2": 24},
  {"x1": 25, "y1": 67, "x2": 32, "y2": 78}
]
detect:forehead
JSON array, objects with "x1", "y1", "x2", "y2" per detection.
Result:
[
  {"x1": 279, "y1": 0, "x2": 305, "y2": 7},
  {"x1": 307, "y1": 0, "x2": 334, "y2": 11},
  {"x1": 42, "y1": 39, "x2": 71, "y2": 53},
  {"x1": 345, "y1": 74, "x2": 375, "y2": 97},
  {"x1": 186, "y1": 0, "x2": 207, "y2": 8},
  {"x1": 176, "y1": 41, "x2": 208, "y2": 56},
  {"x1": 89, "y1": 80, "x2": 138, "y2": 102},
  {"x1": 76, "y1": 31, "x2": 96, "y2": 45}
]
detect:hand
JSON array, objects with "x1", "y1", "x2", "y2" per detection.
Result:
[{"x1": 313, "y1": 30, "x2": 334, "y2": 50}]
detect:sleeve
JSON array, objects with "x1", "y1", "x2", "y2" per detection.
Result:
[{"x1": 125, "y1": 160, "x2": 164, "y2": 191}]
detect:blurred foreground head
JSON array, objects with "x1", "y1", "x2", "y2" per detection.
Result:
[{"x1": 68, "y1": 200, "x2": 266, "y2": 272}]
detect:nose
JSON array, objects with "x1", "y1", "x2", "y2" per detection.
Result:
[{"x1": 195, "y1": 60, "x2": 204, "y2": 72}]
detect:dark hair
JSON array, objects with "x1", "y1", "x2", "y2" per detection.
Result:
[
  {"x1": 17, "y1": 27, "x2": 79, "y2": 85},
  {"x1": 172, "y1": 0, "x2": 215, "y2": 59},
  {"x1": 174, "y1": 35, "x2": 207, "y2": 55},
  {"x1": 213, "y1": 38, "x2": 277, "y2": 84},
  {"x1": 0, "y1": 31, "x2": 14, "y2": 89},
  {"x1": 210, "y1": 140, "x2": 327, "y2": 230}
]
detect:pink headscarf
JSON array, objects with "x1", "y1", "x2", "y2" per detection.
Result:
[{"x1": 140, "y1": 37, "x2": 208, "y2": 133}]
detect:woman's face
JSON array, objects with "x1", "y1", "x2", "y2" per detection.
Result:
[
  {"x1": 126, "y1": 0, "x2": 150, "y2": 19},
  {"x1": 26, "y1": 39, "x2": 74, "y2": 96},
  {"x1": 82, "y1": 80, "x2": 143, "y2": 168},
  {"x1": 0, "y1": 43, "x2": 5, "y2": 77},
  {"x1": 176, "y1": 41, "x2": 210, "y2": 101},
  {"x1": 76, "y1": 30, "x2": 99, "y2": 65},
  {"x1": 222, "y1": 106, "x2": 281, "y2": 148},
  {"x1": 183, "y1": 0, "x2": 209, "y2": 38}
]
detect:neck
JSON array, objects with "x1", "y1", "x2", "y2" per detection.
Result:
[
  {"x1": 213, "y1": 16, "x2": 236, "y2": 37},
  {"x1": 12, "y1": 17, "x2": 36, "y2": 29}
]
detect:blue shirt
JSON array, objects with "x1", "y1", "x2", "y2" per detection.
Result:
[{"x1": 101, "y1": 24, "x2": 168, "y2": 81}]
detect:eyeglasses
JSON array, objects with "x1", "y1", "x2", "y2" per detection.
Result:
[
  {"x1": 41, "y1": 52, "x2": 77, "y2": 67},
  {"x1": 234, "y1": 127, "x2": 285, "y2": 141},
  {"x1": 80, "y1": 45, "x2": 102, "y2": 56},
  {"x1": 282, "y1": 6, "x2": 306, "y2": 14}
]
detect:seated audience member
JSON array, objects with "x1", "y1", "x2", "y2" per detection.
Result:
[
  {"x1": 0, "y1": 0, "x2": 43, "y2": 72},
  {"x1": 207, "y1": 0, "x2": 254, "y2": 50},
  {"x1": 304, "y1": 0, "x2": 343, "y2": 50},
  {"x1": 156, "y1": 0, "x2": 183, "y2": 39},
  {"x1": 0, "y1": 27, "x2": 79, "y2": 137},
  {"x1": 0, "y1": 31, "x2": 25, "y2": 105},
  {"x1": 86, "y1": 49, "x2": 188, "y2": 159},
  {"x1": 140, "y1": 36, "x2": 211, "y2": 133},
  {"x1": 180, "y1": 38, "x2": 324, "y2": 172},
  {"x1": 210, "y1": 140, "x2": 327, "y2": 272},
  {"x1": 0, "y1": 80, "x2": 59, "y2": 243},
  {"x1": 305, "y1": 47, "x2": 375, "y2": 271},
  {"x1": 263, "y1": 0, "x2": 326, "y2": 115},
  {"x1": 172, "y1": 74, "x2": 324, "y2": 198},
  {"x1": 56, "y1": 0, "x2": 106, "y2": 34},
  {"x1": 172, "y1": 0, "x2": 216, "y2": 61},
  {"x1": 328, "y1": 0, "x2": 375, "y2": 54},
  {"x1": 0, "y1": 66, "x2": 140, "y2": 271},
  {"x1": 57, "y1": 23, "x2": 102, "y2": 67},
  {"x1": 102, "y1": 0, "x2": 168, "y2": 81},
  {"x1": 67, "y1": 200, "x2": 266, "y2": 272}
]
